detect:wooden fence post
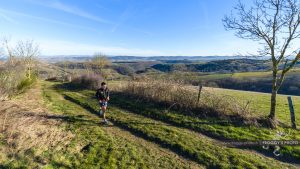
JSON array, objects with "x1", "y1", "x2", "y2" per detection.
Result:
[
  {"x1": 287, "y1": 96, "x2": 297, "y2": 129},
  {"x1": 197, "y1": 85, "x2": 203, "y2": 105}
]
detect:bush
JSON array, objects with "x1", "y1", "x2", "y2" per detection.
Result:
[
  {"x1": 71, "y1": 73, "x2": 103, "y2": 90},
  {"x1": 17, "y1": 77, "x2": 36, "y2": 92},
  {"x1": 0, "y1": 61, "x2": 29, "y2": 100},
  {"x1": 0, "y1": 73, "x2": 36, "y2": 100},
  {"x1": 115, "y1": 79, "x2": 256, "y2": 123}
]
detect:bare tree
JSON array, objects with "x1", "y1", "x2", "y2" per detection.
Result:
[
  {"x1": 0, "y1": 42, "x2": 4, "y2": 58},
  {"x1": 92, "y1": 52, "x2": 111, "y2": 75},
  {"x1": 223, "y1": 0, "x2": 300, "y2": 127},
  {"x1": 14, "y1": 40, "x2": 40, "y2": 79},
  {"x1": 2, "y1": 37, "x2": 16, "y2": 65}
]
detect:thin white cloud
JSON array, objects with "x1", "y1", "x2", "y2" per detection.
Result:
[
  {"x1": 24, "y1": 0, "x2": 153, "y2": 36},
  {"x1": 0, "y1": 12, "x2": 18, "y2": 24},
  {"x1": 0, "y1": 8, "x2": 101, "y2": 34},
  {"x1": 26, "y1": 0, "x2": 113, "y2": 24},
  {"x1": 38, "y1": 40, "x2": 166, "y2": 56}
]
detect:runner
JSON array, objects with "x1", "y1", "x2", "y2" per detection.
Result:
[{"x1": 95, "y1": 82, "x2": 110, "y2": 124}]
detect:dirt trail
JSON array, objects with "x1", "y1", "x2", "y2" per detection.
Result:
[
  {"x1": 0, "y1": 82, "x2": 73, "y2": 158},
  {"x1": 103, "y1": 124, "x2": 202, "y2": 169}
]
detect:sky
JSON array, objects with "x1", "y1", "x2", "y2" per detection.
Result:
[{"x1": 0, "y1": 0, "x2": 260, "y2": 56}]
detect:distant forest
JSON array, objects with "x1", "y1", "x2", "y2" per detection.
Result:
[{"x1": 152, "y1": 59, "x2": 273, "y2": 73}]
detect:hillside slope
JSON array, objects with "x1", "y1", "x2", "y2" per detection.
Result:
[{"x1": 0, "y1": 80, "x2": 299, "y2": 168}]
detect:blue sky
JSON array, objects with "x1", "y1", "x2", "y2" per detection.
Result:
[{"x1": 0, "y1": 0, "x2": 259, "y2": 56}]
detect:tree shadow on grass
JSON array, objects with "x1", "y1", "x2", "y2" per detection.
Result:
[{"x1": 52, "y1": 83, "x2": 89, "y2": 92}]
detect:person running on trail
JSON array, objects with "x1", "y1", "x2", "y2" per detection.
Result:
[{"x1": 96, "y1": 82, "x2": 110, "y2": 124}]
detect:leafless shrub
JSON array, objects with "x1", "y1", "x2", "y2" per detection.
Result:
[
  {"x1": 116, "y1": 79, "x2": 260, "y2": 124},
  {"x1": 71, "y1": 73, "x2": 104, "y2": 90}
]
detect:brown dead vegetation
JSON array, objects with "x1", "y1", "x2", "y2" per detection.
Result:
[
  {"x1": 115, "y1": 79, "x2": 263, "y2": 126},
  {"x1": 0, "y1": 82, "x2": 73, "y2": 161}
]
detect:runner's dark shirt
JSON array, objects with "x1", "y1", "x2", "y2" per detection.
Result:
[{"x1": 96, "y1": 88, "x2": 110, "y2": 100}]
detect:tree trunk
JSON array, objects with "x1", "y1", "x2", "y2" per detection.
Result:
[
  {"x1": 28, "y1": 66, "x2": 31, "y2": 79},
  {"x1": 269, "y1": 88, "x2": 277, "y2": 120},
  {"x1": 269, "y1": 71, "x2": 278, "y2": 128}
]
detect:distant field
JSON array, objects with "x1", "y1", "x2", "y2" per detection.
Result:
[
  {"x1": 224, "y1": 68, "x2": 300, "y2": 79},
  {"x1": 145, "y1": 68, "x2": 300, "y2": 79}
]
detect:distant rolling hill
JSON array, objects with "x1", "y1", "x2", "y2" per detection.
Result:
[
  {"x1": 40, "y1": 55, "x2": 246, "y2": 62},
  {"x1": 152, "y1": 59, "x2": 272, "y2": 73}
]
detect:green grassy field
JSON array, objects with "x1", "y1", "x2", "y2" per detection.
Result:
[
  {"x1": 145, "y1": 68, "x2": 300, "y2": 82},
  {"x1": 203, "y1": 87, "x2": 300, "y2": 126}
]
